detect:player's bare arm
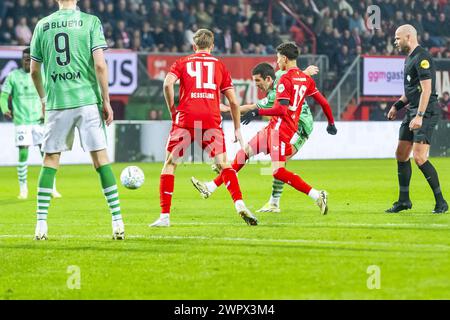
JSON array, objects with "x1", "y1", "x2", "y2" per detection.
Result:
[
  {"x1": 0, "y1": 92, "x2": 12, "y2": 119},
  {"x1": 388, "y1": 94, "x2": 409, "y2": 120},
  {"x1": 220, "y1": 103, "x2": 257, "y2": 114},
  {"x1": 93, "y1": 49, "x2": 113, "y2": 126},
  {"x1": 302, "y1": 65, "x2": 319, "y2": 76},
  {"x1": 224, "y1": 88, "x2": 244, "y2": 149},
  {"x1": 409, "y1": 79, "x2": 431, "y2": 130},
  {"x1": 163, "y1": 73, "x2": 177, "y2": 118},
  {"x1": 30, "y1": 60, "x2": 46, "y2": 116}
]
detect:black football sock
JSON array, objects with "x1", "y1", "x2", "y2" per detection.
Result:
[
  {"x1": 397, "y1": 160, "x2": 412, "y2": 202},
  {"x1": 418, "y1": 160, "x2": 445, "y2": 203}
]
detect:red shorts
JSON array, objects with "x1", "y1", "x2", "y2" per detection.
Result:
[
  {"x1": 247, "y1": 127, "x2": 293, "y2": 162},
  {"x1": 166, "y1": 125, "x2": 226, "y2": 159}
]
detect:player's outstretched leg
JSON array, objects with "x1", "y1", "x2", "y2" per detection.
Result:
[
  {"x1": 257, "y1": 178, "x2": 283, "y2": 213},
  {"x1": 273, "y1": 167, "x2": 328, "y2": 215},
  {"x1": 96, "y1": 164, "x2": 125, "y2": 239},
  {"x1": 221, "y1": 167, "x2": 258, "y2": 226},
  {"x1": 34, "y1": 166, "x2": 56, "y2": 240},
  {"x1": 191, "y1": 149, "x2": 249, "y2": 199},
  {"x1": 386, "y1": 159, "x2": 413, "y2": 213},
  {"x1": 418, "y1": 160, "x2": 448, "y2": 214}
]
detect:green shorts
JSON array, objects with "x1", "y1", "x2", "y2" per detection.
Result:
[{"x1": 292, "y1": 106, "x2": 314, "y2": 151}]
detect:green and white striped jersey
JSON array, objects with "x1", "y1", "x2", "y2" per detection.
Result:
[{"x1": 30, "y1": 8, "x2": 107, "y2": 110}]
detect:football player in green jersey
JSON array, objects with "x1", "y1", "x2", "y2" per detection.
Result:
[
  {"x1": 210, "y1": 63, "x2": 318, "y2": 213},
  {"x1": 0, "y1": 47, "x2": 61, "y2": 200},
  {"x1": 30, "y1": 0, "x2": 124, "y2": 240}
]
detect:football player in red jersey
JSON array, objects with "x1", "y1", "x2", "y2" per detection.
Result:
[
  {"x1": 192, "y1": 42, "x2": 337, "y2": 215},
  {"x1": 150, "y1": 29, "x2": 258, "y2": 227}
]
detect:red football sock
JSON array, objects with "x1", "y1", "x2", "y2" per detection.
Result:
[
  {"x1": 221, "y1": 168, "x2": 243, "y2": 202},
  {"x1": 213, "y1": 149, "x2": 248, "y2": 187},
  {"x1": 160, "y1": 174, "x2": 175, "y2": 214},
  {"x1": 273, "y1": 167, "x2": 312, "y2": 195}
]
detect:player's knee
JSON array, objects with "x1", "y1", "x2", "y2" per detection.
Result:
[
  {"x1": 413, "y1": 153, "x2": 427, "y2": 166},
  {"x1": 395, "y1": 149, "x2": 409, "y2": 162},
  {"x1": 272, "y1": 167, "x2": 285, "y2": 179}
]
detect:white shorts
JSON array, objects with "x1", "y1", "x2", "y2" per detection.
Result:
[
  {"x1": 15, "y1": 124, "x2": 44, "y2": 147},
  {"x1": 42, "y1": 104, "x2": 107, "y2": 153}
]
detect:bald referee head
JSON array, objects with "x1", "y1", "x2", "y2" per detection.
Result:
[{"x1": 394, "y1": 24, "x2": 419, "y2": 54}]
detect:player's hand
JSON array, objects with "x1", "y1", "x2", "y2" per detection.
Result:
[
  {"x1": 326, "y1": 123, "x2": 337, "y2": 135},
  {"x1": 241, "y1": 109, "x2": 259, "y2": 125},
  {"x1": 409, "y1": 116, "x2": 423, "y2": 131},
  {"x1": 3, "y1": 111, "x2": 12, "y2": 119},
  {"x1": 303, "y1": 65, "x2": 319, "y2": 76},
  {"x1": 234, "y1": 128, "x2": 245, "y2": 149},
  {"x1": 103, "y1": 101, "x2": 114, "y2": 126},
  {"x1": 220, "y1": 103, "x2": 231, "y2": 113},
  {"x1": 387, "y1": 106, "x2": 397, "y2": 120}
]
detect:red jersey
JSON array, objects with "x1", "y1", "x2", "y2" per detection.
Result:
[
  {"x1": 268, "y1": 67, "x2": 318, "y2": 141},
  {"x1": 168, "y1": 52, "x2": 234, "y2": 129}
]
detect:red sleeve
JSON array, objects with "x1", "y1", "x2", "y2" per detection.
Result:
[
  {"x1": 220, "y1": 63, "x2": 233, "y2": 92},
  {"x1": 306, "y1": 77, "x2": 319, "y2": 96},
  {"x1": 258, "y1": 102, "x2": 288, "y2": 116},
  {"x1": 311, "y1": 91, "x2": 334, "y2": 124},
  {"x1": 168, "y1": 60, "x2": 181, "y2": 80}
]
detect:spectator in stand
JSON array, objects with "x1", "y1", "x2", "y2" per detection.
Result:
[
  {"x1": 172, "y1": 2, "x2": 190, "y2": 27},
  {"x1": 10, "y1": 0, "x2": 29, "y2": 19},
  {"x1": 336, "y1": 45, "x2": 354, "y2": 76},
  {"x1": 216, "y1": 27, "x2": 233, "y2": 54},
  {"x1": 162, "y1": 22, "x2": 177, "y2": 52},
  {"x1": 248, "y1": 23, "x2": 266, "y2": 48},
  {"x1": 338, "y1": 0, "x2": 353, "y2": 15},
  {"x1": 15, "y1": 16, "x2": 32, "y2": 45},
  {"x1": 229, "y1": 5, "x2": 245, "y2": 27},
  {"x1": 232, "y1": 22, "x2": 249, "y2": 51},
  {"x1": 104, "y1": 24, "x2": 116, "y2": 49},
  {"x1": 150, "y1": 1, "x2": 165, "y2": 29},
  {"x1": 195, "y1": 2, "x2": 213, "y2": 29},
  {"x1": 232, "y1": 41, "x2": 244, "y2": 55},
  {"x1": 115, "y1": 20, "x2": 131, "y2": 49},
  {"x1": 153, "y1": 26, "x2": 166, "y2": 51},
  {"x1": 371, "y1": 29, "x2": 387, "y2": 53},
  {"x1": 174, "y1": 21, "x2": 188, "y2": 53},
  {"x1": 141, "y1": 21, "x2": 156, "y2": 51},
  {"x1": 422, "y1": 32, "x2": 435, "y2": 50},
  {"x1": 215, "y1": 4, "x2": 231, "y2": 32},
  {"x1": 2, "y1": 17, "x2": 17, "y2": 45},
  {"x1": 317, "y1": 25, "x2": 335, "y2": 57},
  {"x1": 342, "y1": 29, "x2": 356, "y2": 53},
  {"x1": 104, "y1": 1, "x2": 115, "y2": 24},
  {"x1": 348, "y1": 11, "x2": 366, "y2": 34},
  {"x1": 185, "y1": 23, "x2": 198, "y2": 47},
  {"x1": 131, "y1": 29, "x2": 143, "y2": 51},
  {"x1": 265, "y1": 24, "x2": 282, "y2": 54},
  {"x1": 249, "y1": 9, "x2": 266, "y2": 31},
  {"x1": 439, "y1": 92, "x2": 450, "y2": 120}
]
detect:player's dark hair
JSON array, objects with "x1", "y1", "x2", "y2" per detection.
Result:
[
  {"x1": 252, "y1": 63, "x2": 276, "y2": 80},
  {"x1": 22, "y1": 47, "x2": 30, "y2": 55},
  {"x1": 276, "y1": 42, "x2": 299, "y2": 60}
]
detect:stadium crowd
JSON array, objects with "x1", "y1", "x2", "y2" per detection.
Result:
[{"x1": 1, "y1": 1, "x2": 449, "y2": 61}]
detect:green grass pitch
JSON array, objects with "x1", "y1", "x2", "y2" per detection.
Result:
[{"x1": 0, "y1": 158, "x2": 449, "y2": 299}]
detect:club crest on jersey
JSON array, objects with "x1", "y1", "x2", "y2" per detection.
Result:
[
  {"x1": 420, "y1": 59, "x2": 430, "y2": 69},
  {"x1": 260, "y1": 97, "x2": 269, "y2": 105},
  {"x1": 277, "y1": 84, "x2": 285, "y2": 93}
]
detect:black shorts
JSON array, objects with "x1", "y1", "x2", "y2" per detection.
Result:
[{"x1": 399, "y1": 104, "x2": 440, "y2": 144}]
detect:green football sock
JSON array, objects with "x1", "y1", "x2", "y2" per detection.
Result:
[
  {"x1": 96, "y1": 164, "x2": 122, "y2": 221},
  {"x1": 18, "y1": 147, "x2": 29, "y2": 187},
  {"x1": 36, "y1": 167, "x2": 57, "y2": 221}
]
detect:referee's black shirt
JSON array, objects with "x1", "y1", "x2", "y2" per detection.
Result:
[{"x1": 404, "y1": 46, "x2": 438, "y2": 114}]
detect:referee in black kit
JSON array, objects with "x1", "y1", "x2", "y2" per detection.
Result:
[{"x1": 386, "y1": 24, "x2": 448, "y2": 214}]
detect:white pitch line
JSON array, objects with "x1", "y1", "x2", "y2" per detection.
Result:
[
  {"x1": 2, "y1": 222, "x2": 450, "y2": 229},
  {"x1": 0, "y1": 234, "x2": 449, "y2": 251}
]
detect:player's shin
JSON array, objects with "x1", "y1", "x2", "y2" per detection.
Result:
[
  {"x1": 18, "y1": 147, "x2": 29, "y2": 196},
  {"x1": 36, "y1": 167, "x2": 56, "y2": 221},
  {"x1": 419, "y1": 160, "x2": 445, "y2": 204},
  {"x1": 160, "y1": 174, "x2": 175, "y2": 216},
  {"x1": 398, "y1": 160, "x2": 412, "y2": 202},
  {"x1": 211, "y1": 149, "x2": 248, "y2": 190},
  {"x1": 270, "y1": 179, "x2": 284, "y2": 206},
  {"x1": 221, "y1": 167, "x2": 243, "y2": 203},
  {"x1": 96, "y1": 164, "x2": 123, "y2": 223},
  {"x1": 273, "y1": 167, "x2": 313, "y2": 195}
]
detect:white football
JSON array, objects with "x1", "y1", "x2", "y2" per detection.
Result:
[{"x1": 120, "y1": 166, "x2": 145, "y2": 189}]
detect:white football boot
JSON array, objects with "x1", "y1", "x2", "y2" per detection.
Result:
[
  {"x1": 235, "y1": 201, "x2": 258, "y2": 226},
  {"x1": 256, "y1": 201, "x2": 281, "y2": 213},
  {"x1": 149, "y1": 216, "x2": 170, "y2": 227},
  {"x1": 316, "y1": 190, "x2": 328, "y2": 215},
  {"x1": 191, "y1": 177, "x2": 212, "y2": 199},
  {"x1": 34, "y1": 220, "x2": 48, "y2": 240},
  {"x1": 112, "y1": 220, "x2": 125, "y2": 240}
]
